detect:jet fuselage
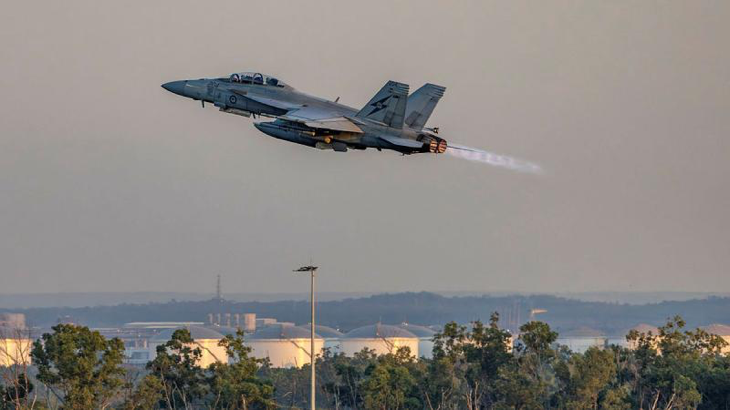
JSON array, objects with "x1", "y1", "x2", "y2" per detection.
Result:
[{"x1": 162, "y1": 73, "x2": 446, "y2": 154}]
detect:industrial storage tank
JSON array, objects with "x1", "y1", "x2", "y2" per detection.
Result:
[
  {"x1": 398, "y1": 323, "x2": 436, "y2": 359},
  {"x1": 298, "y1": 324, "x2": 343, "y2": 353},
  {"x1": 340, "y1": 324, "x2": 419, "y2": 357},
  {"x1": 556, "y1": 327, "x2": 607, "y2": 353},
  {"x1": 149, "y1": 326, "x2": 226, "y2": 367},
  {"x1": 247, "y1": 324, "x2": 324, "y2": 368},
  {"x1": 0, "y1": 316, "x2": 32, "y2": 367},
  {"x1": 207, "y1": 325, "x2": 243, "y2": 337}
]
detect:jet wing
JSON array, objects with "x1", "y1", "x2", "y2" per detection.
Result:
[
  {"x1": 301, "y1": 117, "x2": 363, "y2": 133},
  {"x1": 282, "y1": 106, "x2": 363, "y2": 133},
  {"x1": 230, "y1": 90, "x2": 303, "y2": 111}
]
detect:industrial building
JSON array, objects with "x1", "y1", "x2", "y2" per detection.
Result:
[
  {"x1": 340, "y1": 324, "x2": 419, "y2": 357},
  {"x1": 247, "y1": 324, "x2": 324, "y2": 368},
  {"x1": 206, "y1": 313, "x2": 257, "y2": 332},
  {"x1": 398, "y1": 323, "x2": 436, "y2": 358},
  {"x1": 149, "y1": 326, "x2": 227, "y2": 367}
]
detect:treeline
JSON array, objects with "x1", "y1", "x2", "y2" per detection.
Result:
[
  {"x1": 3, "y1": 315, "x2": 730, "y2": 409},
  {"x1": 8, "y1": 292, "x2": 730, "y2": 334}
]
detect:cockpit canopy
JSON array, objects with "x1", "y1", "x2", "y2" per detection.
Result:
[{"x1": 228, "y1": 72, "x2": 287, "y2": 87}]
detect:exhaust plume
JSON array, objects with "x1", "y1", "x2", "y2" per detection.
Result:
[{"x1": 446, "y1": 143, "x2": 543, "y2": 174}]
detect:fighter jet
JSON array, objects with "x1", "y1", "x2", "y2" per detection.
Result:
[
  {"x1": 162, "y1": 71, "x2": 448, "y2": 155},
  {"x1": 162, "y1": 72, "x2": 541, "y2": 172}
]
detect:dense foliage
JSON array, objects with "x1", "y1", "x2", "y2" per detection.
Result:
[
  {"x1": 2, "y1": 315, "x2": 730, "y2": 409},
  {"x1": 30, "y1": 324, "x2": 126, "y2": 409}
]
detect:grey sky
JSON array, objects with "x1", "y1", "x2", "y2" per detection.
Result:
[{"x1": 1, "y1": 1, "x2": 728, "y2": 295}]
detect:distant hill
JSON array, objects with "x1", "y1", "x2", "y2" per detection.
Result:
[
  {"x1": 3, "y1": 292, "x2": 730, "y2": 336},
  {"x1": 1, "y1": 290, "x2": 727, "y2": 309},
  {"x1": 0, "y1": 291, "x2": 375, "y2": 309}
]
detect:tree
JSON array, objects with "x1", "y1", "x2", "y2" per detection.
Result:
[
  {"x1": 326, "y1": 348, "x2": 379, "y2": 409},
  {"x1": 422, "y1": 356, "x2": 461, "y2": 410},
  {"x1": 1, "y1": 373, "x2": 35, "y2": 410},
  {"x1": 599, "y1": 383, "x2": 632, "y2": 410},
  {"x1": 361, "y1": 364, "x2": 414, "y2": 410},
  {"x1": 431, "y1": 314, "x2": 516, "y2": 409},
  {"x1": 517, "y1": 321, "x2": 558, "y2": 358},
  {"x1": 270, "y1": 366, "x2": 313, "y2": 408},
  {"x1": 492, "y1": 365, "x2": 545, "y2": 410},
  {"x1": 559, "y1": 346, "x2": 616, "y2": 409},
  {"x1": 207, "y1": 329, "x2": 275, "y2": 409},
  {"x1": 463, "y1": 314, "x2": 515, "y2": 408},
  {"x1": 360, "y1": 347, "x2": 420, "y2": 410},
  {"x1": 315, "y1": 348, "x2": 346, "y2": 408},
  {"x1": 249, "y1": 315, "x2": 730, "y2": 409},
  {"x1": 121, "y1": 375, "x2": 163, "y2": 410},
  {"x1": 145, "y1": 329, "x2": 208, "y2": 409},
  {"x1": 30, "y1": 324, "x2": 126, "y2": 409},
  {"x1": 1, "y1": 325, "x2": 35, "y2": 410},
  {"x1": 466, "y1": 315, "x2": 514, "y2": 380},
  {"x1": 626, "y1": 316, "x2": 729, "y2": 409},
  {"x1": 493, "y1": 320, "x2": 559, "y2": 408}
]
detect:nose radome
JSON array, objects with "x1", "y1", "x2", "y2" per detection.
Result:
[{"x1": 161, "y1": 80, "x2": 187, "y2": 96}]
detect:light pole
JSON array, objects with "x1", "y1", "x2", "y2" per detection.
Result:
[{"x1": 294, "y1": 265, "x2": 318, "y2": 410}]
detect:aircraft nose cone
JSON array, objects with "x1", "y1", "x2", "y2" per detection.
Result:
[{"x1": 161, "y1": 80, "x2": 187, "y2": 96}]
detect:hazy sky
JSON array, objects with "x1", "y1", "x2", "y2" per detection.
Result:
[{"x1": 1, "y1": 1, "x2": 728, "y2": 295}]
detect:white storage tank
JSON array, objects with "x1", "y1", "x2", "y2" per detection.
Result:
[
  {"x1": 247, "y1": 324, "x2": 324, "y2": 368},
  {"x1": 208, "y1": 325, "x2": 242, "y2": 337},
  {"x1": 298, "y1": 324, "x2": 343, "y2": 354},
  {"x1": 149, "y1": 326, "x2": 227, "y2": 368},
  {"x1": 556, "y1": 326, "x2": 607, "y2": 353},
  {"x1": 340, "y1": 324, "x2": 419, "y2": 357},
  {"x1": 398, "y1": 323, "x2": 436, "y2": 359},
  {"x1": 0, "y1": 326, "x2": 32, "y2": 367}
]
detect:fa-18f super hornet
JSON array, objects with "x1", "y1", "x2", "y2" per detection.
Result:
[{"x1": 162, "y1": 72, "x2": 541, "y2": 173}]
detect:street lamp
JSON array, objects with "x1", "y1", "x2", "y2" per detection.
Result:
[{"x1": 294, "y1": 265, "x2": 318, "y2": 410}]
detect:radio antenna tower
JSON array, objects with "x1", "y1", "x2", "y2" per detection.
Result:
[{"x1": 216, "y1": 274, "x2": 222, "y2": 303}]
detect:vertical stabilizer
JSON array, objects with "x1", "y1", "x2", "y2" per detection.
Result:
[
  {"x1": 404, "y1": 83, "x2": 446, "y2": 130},
  {"x1": 356, "y1": 81, "x2": 409, "y2": 129}
]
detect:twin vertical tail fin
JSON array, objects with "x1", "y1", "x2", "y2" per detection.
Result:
[
  {"x1": 356, "y1": 81, "x2": 409, "y2": 129},
  {"x1": 404, "y1": 83, "x2": 446, "y2": 130}
]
